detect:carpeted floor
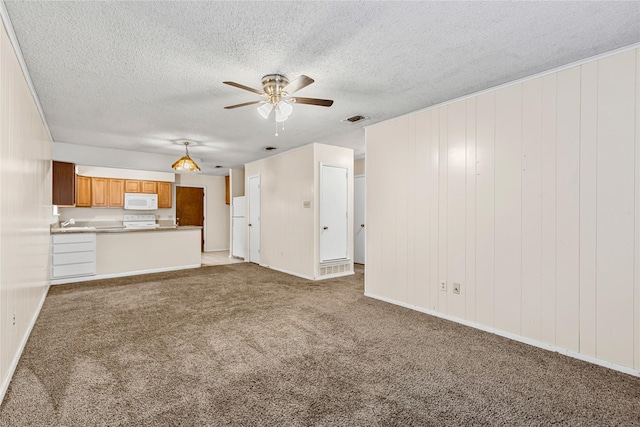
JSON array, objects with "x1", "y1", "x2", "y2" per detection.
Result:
[{"x1": 1, "y1": 263, "x2": 639, "y2": 426}]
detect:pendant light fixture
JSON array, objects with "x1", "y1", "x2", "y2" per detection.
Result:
[{"x1": 172, "y1": 141, "x2": 201, "y2": 172}]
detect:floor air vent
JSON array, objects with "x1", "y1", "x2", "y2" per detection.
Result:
[{"x1": 319, "y1": 262, "x2": 349, "y2": 277}]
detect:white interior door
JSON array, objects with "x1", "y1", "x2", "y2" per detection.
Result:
[
  {"x1": 248, "y1": 175, "x2": 260, "y2": 264},
  {"x1": 320, "y1": 164, "x2": 348, "y2": 262},
  {"x1": 354, "y1": 175, "x2": 365, "y2": 264}
]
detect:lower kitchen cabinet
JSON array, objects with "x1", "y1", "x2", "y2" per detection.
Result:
[{"x1": 51, "y1": 233, "x2": 96, "y2": 280}]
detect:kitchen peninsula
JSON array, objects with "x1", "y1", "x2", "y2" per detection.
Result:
[{"x1": 51, "y1": 224, "x2": 202, "y2": 285}]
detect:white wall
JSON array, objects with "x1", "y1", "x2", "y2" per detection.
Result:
[
  {"x1": 366, "y1": 47, "x2": 640, "y2": 373},
  {"x1": 0, "y1": 20, "x2": 51, "y2": 398},
  {"x1": 354, "y1": 159, "x2": 365, "y2": 176},
  {"x1": 175, "y1": 174, "x2": 229, "y2": 251},
  {"x1": 245, "y1": 145, "x2": 316, "y2": 278},
  {"x1": 245, "y1": 143, "x2": 354, "y2": 280}
]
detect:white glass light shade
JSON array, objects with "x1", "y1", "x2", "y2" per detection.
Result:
[
  {"x1": 257, "y1": 103, "x2": 273, "y2": 119},
  {"x1": 275, "y1": 108, "x2": 289, "y2": 123},
  {"x1": 278, "y1": 100, "x2": 293, "y2": 117}
]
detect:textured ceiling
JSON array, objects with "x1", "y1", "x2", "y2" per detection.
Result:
[{"x1": 4, "y1": 1, "x2": 640, "y2": 174}]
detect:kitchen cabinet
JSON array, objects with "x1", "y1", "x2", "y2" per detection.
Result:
[
  {"x1": 91, "y1": 177, "x2": 109, "y2": 207},
  {"x1": 108, "y1": 179, "x2": 125, "y2": 207},
  {"x1": 76, "y1": 175, "x2": 92, "y2": 207},
  {"x1": 125, "y1": 180, "x2": 141, "y2": 193},
  {"x1": 51, "y1": 233, "x2": 96, "y2": 280},
  {"x1": 141, "y1": 181, "x2": 157, "y2": 194},
  {"x1": 225, "y1": 176, "x2": 230, "y2": 205},
  {"x1": 157, "y1": 181, "x2": 172, "y2": 208},
  {"x1": 52, "y1": 161, "x2": 75, "y2": 206}
]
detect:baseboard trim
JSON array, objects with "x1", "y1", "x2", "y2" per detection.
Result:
[
  {"x1": 364, "y1": 292, "x2": 640, "y2": 378},
  {"x1": 260, "y1": 265, "x2": 315, "y2": 281},
  {"x1": 50, "y1": 264, "x2": 201, "y2": 285},
  {"x1": 0, "y1": 283, "x2": 50, "y2": 403},
  {"x1": 203, "y1": 248, "x2": 229, "y2": 253}
]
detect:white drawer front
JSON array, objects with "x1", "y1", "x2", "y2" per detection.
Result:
[
  {"x1": 52, "y1": 251, "x2": 96, "y2": 266},
  {"x1": 52, "y1": 233, "x2": 96, "y2": 244},
  {"x1": 52, "y1": 242, "x2": 96, "y2": 253},
  {"x1": 52, "y1": 262, "x2": 96, "y2": 279}
]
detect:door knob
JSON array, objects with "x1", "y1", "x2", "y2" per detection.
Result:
[
  {"x1": 360, "y1": 224, "x2": 365, "y2": 228},
  {"x1": 323, "y1": 226, "x2": 329, "y2": 230},
  {"x1": 249, "y1": 223, "x2": 252, "y2": 227}
]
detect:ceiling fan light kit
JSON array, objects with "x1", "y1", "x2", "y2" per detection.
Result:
[
  {"x1": 171, "y1": 141, "x2": 201, "y2": 172},
  {"x1": 224, "y1": 74, "x2": 334, "y2": 135}
]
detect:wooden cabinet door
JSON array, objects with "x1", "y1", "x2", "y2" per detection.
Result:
[
  {"x1": 52, "y1": 161, "x2": 76, "y2": 206},
  {"x1": 76, "y1": 176, "x2": 92, "y2": 207},
  {"x1": 225, "y1": 176, "x2": 230, "y2": 205},
  {"x1": 125, "y1": 180, "x2": 141, "y2": 193},
  {"x1": 157, "y1": 181, "x2": 172, "y2": 208},
  {"x1": 141, "y1": 181, "x2": 157, "y2": 194},
  {"x1": 91, "y1": 178, "x2": 109, "y2": 207},
  {"x1": 108, "y1": 179, "x2": 125, "y2": 207}
]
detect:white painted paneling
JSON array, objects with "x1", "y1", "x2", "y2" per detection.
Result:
[
  {"x1": 365, "y1": 47, "x2": 640, "y2": 372},
  {"x1": 521, "y1": 78, "x2": 543, "y2": 341},
  {"x1": 540, "y1": 74, "x2": 558, "y2": 345},
  {"x1": 446, "y1": 100, "x2": 466, "y2": 319},
  {"x1": 0, "y1": 22, "x2": 51, "y2": 400},
  {"x1": 493, "y1": 84, "x2": 522, "y2": 334},
  {"x1": 555, "y1": 66, "x2": 581, "y2": 352},
  {"x1": 414, "y1": 111, "x2": 431, "y2": 309},
  {"x1": 465, "y1": 98, "x2": 477, "y2": 323},
  {"x1": 438, "y1": 107, "x2": 448, "y2": 314},
  {"x1": 429, "y1": 110, "x2": 440, "y2": 311},
  {"x1": 579, "y1": 61, "x2": 598, "y2": 358},
  {"x1": 596, "y1": 50, "x2": 636, "y2": 367},
  {"x1": 475, "y1": 92, "x2": 496, "y2": 327}
]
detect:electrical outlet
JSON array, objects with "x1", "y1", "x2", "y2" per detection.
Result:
[
  {"x1": 453, "y1": 282, "x2": 461, "y2": 294},
  {"x1": 440, "y1": 280, "x2": 447, "y2": 291},
  {"x1": 12, "y1": 314, "x2": 16, "y2": 326}
]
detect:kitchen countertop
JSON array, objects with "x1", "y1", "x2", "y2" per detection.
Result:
[{"x1": 51, "y1": 225, "x2": 202, "y2": 234}]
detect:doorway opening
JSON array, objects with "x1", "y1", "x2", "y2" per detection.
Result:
[{"x1": 176, "y1": 186, "x2": 205, "y2": 252}]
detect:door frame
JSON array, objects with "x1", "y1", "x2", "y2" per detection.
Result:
[
  {"x1": 247, "y1": 174, "x2": 261, "y2": 264},
  {"x1": 175, "y1": 184, "x2": 207, "y2": 252},
  {"x1": 354, "y1": 174, "x2": 365, "y2": 264}
]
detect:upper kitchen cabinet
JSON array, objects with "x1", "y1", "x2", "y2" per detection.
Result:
[
  {"x1": 141, "y1": 181, "x2": 157, "y2": 194},
  {"x1": 157, "y1": 181, "x2": 172, "y2": 208},
  {"x1": 52, "y1": 161, "x2": 75, "y2": 206},
  {"x1": 76, "y1": 176, "x2": 91, "y2": 207},
  {"x1": 91, "y1": 178, "x2": 109, "y2": 207},
  {"x1": 108, "y1": 179, "x2": 125, "y2": 207},
  {"x1": 125, "y1": 180, "x2": 141, "y2": 193}
]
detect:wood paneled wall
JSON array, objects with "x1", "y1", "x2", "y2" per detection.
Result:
[
  {"x1": 0, "y1": 22, "x2": 52, "y2": 397},
  {"x1": 365, "y1": 47, "x2": 640, "y2": 371}
]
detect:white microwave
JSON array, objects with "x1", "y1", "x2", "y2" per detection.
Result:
[{"x1": 124, "y1": 193, "x2": 158, "y2": 210}]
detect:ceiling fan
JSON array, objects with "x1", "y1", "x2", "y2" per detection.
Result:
[{"x1": 223, "y1": 74, "x2": 334, "y2": 123}]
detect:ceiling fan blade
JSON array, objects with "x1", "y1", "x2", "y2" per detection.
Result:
[
  {"x1": 283, "y1": 75, "x2": 314, "y2": 94},
  {"x1": 223, "y1": 81, "x2": 263, "y2": 95},
  {"x1": 291, "y1": 97, "x2": 334, "y2": 107},
  {"x1": 224, "y1": 100, "x2": 263, "y2": 109}
]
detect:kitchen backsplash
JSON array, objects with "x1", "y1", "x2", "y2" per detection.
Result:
[{"x1": 57, "y1": 206, "x2": 176, "y2": 226}]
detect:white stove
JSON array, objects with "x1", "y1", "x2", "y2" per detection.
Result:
[{"x1": 123, "y1": 214, "x2": 160, "y2": 229}]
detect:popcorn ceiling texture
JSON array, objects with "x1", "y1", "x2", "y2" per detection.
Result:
[{"x1": 4, "y1": 1, "x2": 640, "y2": 171}]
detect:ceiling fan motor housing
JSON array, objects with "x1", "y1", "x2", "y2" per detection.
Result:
[{"x1": 261, "y1": 74, "x2": 289, "y2": 104}]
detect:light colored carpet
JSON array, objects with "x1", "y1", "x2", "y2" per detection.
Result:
[{"x1": 1, "y1": 263, "x2": 639, "y2": 426}]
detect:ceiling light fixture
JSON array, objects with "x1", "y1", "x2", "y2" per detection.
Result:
[{"x1": 172, "y1": 141, "x2": 201, "y2": 172}]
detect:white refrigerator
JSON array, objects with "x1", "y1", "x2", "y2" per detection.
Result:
[{"x1": 232, "y1": 196, "x2": 246, "y2": 258}]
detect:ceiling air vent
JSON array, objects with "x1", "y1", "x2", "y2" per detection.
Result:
[
  {"x1": 263, "y1": 146, "x2": 277, "y2": 151},
  {"x1": 341, "y1": 115, "x2": 369, "y2": 124}
]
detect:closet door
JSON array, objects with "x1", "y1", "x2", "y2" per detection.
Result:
[{"x1": 320, "y1": 164, "x2": 348, "y2": 262}]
